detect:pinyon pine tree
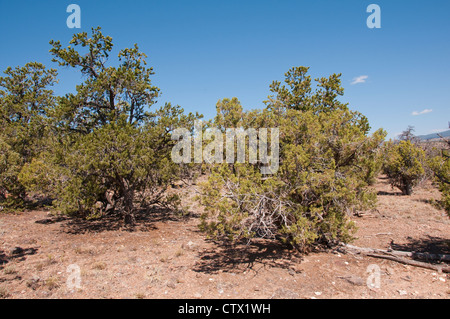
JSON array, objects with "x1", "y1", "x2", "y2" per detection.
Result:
[{"x1": 19, "y1": 27, "x2": 200, "y2": 223}]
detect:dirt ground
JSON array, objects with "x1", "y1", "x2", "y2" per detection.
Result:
[{"x1": 0, "y1": 176, "x2": 449, "y2": 299}]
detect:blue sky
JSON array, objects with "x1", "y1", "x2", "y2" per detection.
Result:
[{"x1": 0, "y1": 0, "x2": 449, "y2": 139}]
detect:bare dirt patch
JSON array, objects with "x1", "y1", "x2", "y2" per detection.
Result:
[{"x1": 0, "y1": 177, "x2": 448, "y2": 299}]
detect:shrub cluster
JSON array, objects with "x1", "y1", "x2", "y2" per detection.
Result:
[
  {"x1": 1, "y1": 27, "x2": 200, "y2": 222},
  {"x1": 1, "y1": 28, "x2": 447, "y2": 253},
  {"x1": 198, "y1": 67, "x2": 387, "y2": 251}
]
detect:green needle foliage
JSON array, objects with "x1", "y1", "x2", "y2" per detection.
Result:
[
  {"x1": 383, "y1": 140, "x2": 426, "y2": 195},
  {"x1": 198, "y1": 67, "x2": 386, "y2": 251},
  {"x1": 18, "y1": 27, "x2": 200, "y2": 223},
  {"x1": 429, "y1": 136, "x2": 450, "y2": 216},
  {"x1": 0, "y1": 62, "x2": 57, "y2": 208}
]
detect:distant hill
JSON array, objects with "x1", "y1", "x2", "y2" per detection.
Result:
[{"x1": 417, "y1": 130, "x2": 450, "y2": 141}]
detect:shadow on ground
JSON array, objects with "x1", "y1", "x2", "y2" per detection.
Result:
[
  {"x1": 193, "y1": 239, "x2": 303, "y2": 275},
  {"x1": 392, "y1": 235, "x2": 450, "y2": 256},
  {"x1": 0, "y1": 247, "x2": 38, "y2": 271},
  {"x1": 0, "y1": 250, "x2": 7, "y2": 269},
  {"x1": 377, "y1": 190, "x2": 403, "y2": 196},
  {"x1": 43, "y1": 206, "x2": 196, "y2": 234}
]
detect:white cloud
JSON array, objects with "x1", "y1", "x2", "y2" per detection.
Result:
[
  {"x1": 411, "y1": 109, "x2": 432, "y2": 116},
  {"x1": 351, "y1": 75, "x2": 368, "y2": 85}
]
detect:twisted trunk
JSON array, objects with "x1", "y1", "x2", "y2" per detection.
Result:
[{"x1": 117, "y1": 176, "x2": 136, "y2": 225}]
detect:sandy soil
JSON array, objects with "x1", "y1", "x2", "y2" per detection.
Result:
[{"x1": 0, "y1": 176, "x2": 449, "y2": 299}]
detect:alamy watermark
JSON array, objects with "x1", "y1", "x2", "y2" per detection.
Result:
[
  {"x1": 367, "y1": 4, "x2": 381, "y2": 29},
  {"x1": 66, "y1": 4, "x2": 81, "y2": 29},
  {"x1": 171, "y1": 121, "x2": 279, "y2": 175},
  {"x1": 66, "y1": 264, "x2": 82, "y2": 292},
  {"x1": 64, "y1": 4, "x2": 380, "y2": 30},
  {"x1": 366, "y1": 264, "x2": 381, "y2": 289}
]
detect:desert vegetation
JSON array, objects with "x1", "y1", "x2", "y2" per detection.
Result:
[
  {"x1": 1, "y1": 28, "x2": 449, "y2": 241},
  {"x1": 0, "y1": 28, "x2": 449, "y2": 299}
]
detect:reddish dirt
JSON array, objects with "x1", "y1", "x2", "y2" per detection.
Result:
[{"x1": 0, "y1": 176, "x2": 449, "y2": 299}]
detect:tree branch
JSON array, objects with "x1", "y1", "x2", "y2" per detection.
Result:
[{"x1": 339, "y1": 243, "x2": 450, "y2": 273}]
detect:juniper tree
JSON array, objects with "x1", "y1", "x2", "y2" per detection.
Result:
[
  {"x1": 199, "y1": 67, "x2": 386, "y2": 251},
  {"x1": 0, "y1": 62, "x2": 57, "y2": 207},
  {"x1": 429, "y1": 125, "x2": 450, "y2": 216},
  {"x1": 383, "y1": 140, "x2": 426, "y2": 195}
]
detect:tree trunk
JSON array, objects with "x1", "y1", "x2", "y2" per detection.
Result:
[
  {"x1": 119, "y1": 177, "x2": 135, "y2": 225},
  {"x1": 123, "y1": 188, "x2": 135, "y2": 225},
  {"x1": 404, "y1": 183, "x2": 412, "y2": 196},
  {"x1": 401, "y1": 179, "x2": 413, "y2": 195}
]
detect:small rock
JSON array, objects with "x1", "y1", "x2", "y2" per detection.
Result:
[
  {"x1": 401, "y1": 275, "x2": 412, "y2": 282},
  {"x1": 27, "y1": 275, "x2": 41, "y2": 290},
  {"x1": 23, "y1": 248, "x2": 35, "y2": 255},
  {"x1": 270, "y1": 288, "x2": 299, "y2": 299},
  {"x1": 398, "y1": 290, "x2": 407, "y2": 296},
  {"x1": 10, "y1": 247, "x2": 24, "y2": 255},
  {"x1": 193, "y1": 293, "x2": 202, "y2": 298},
  {"x1": 314, "y1": 291, "x2": 322, "y2": 296},
  {"x1": 289, "y1": 266, "x2": 303, "y2": 274},
  {"x1": 166, "y1": 281, "x2": 176, "y2": 289},
  {"x1": 339, "y1": 275, "x2": 365, "y2": 286},
  {"x1": 439, "y1": 277, "x2": 446, "y2": 282},
  {"x1": 184, "y1": 241, "x2": 197, "y2": 251}
]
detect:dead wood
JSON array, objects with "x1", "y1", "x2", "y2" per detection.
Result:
[{"x1": 339, "y1": 243, "x2": 450, "y2": 273}]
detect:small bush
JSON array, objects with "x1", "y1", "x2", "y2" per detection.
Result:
[
  {"x1": 429, "y1": 144, "x2": 450, "y2": 216},
  {"x1": 383, "y1": 140, "x2": 426, "y2": 195},
  {"x1": 198, "y1": 67, "x2": 386, "y2": 252}
]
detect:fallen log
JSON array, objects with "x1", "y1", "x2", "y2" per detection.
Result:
[
  {"x1": 366, "y1": 253, "x2": 450, "y2": 273},
  {"x1": 339, "y1": 243, "x2": 450, "y2": 273},
  {"x1": 341, "y1": 244, "x2": 450, "y2": 262}
]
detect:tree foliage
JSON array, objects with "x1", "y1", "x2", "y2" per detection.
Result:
[
  {"x1": 0, "y1": 62, "x2": 57, "y2": 207},
  {"x1": 198, "y1": 67, "x2": 386, "y2": 251},
  {"x1": 429, "y1": 128, "x2": 450, "y2": 216},
  {"x1": 18, "y1": 27, "x2": 200, "y2": 223},
  {"x1": 2, "y1": 26, "x2": 444, "y2": 246},
  {"x1": 383, "y1": 140, "x2": 426, "y2": 195}
]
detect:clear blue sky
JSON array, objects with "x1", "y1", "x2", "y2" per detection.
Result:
[{"x1": 0, "y1": 0, "x2": 449, "y2": 139}]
